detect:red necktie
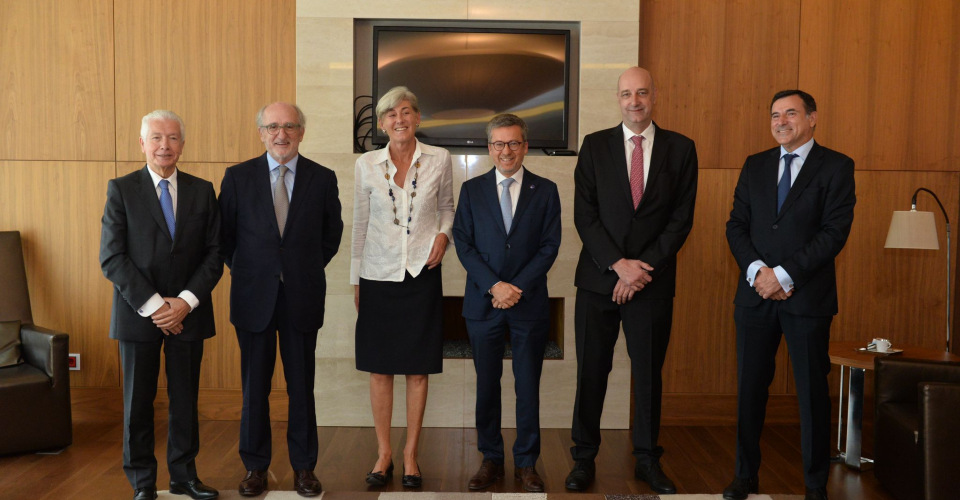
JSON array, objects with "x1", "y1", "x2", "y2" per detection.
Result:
[{"x1": 630, "y1": 135, "x2": 645, "y2": 208}]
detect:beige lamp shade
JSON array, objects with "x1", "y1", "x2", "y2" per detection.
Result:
[{"x1": 885, "y1": 210, "x2": 940, "y2": 249}]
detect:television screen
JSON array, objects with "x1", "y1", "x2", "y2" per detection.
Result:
[{"x1": 372, "y1": 26, "x2": 570, "y2": 149}]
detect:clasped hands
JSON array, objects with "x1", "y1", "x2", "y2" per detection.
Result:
[
  {"x1": 611, "y1": 258, "x2": 653, "y2": 304},
  {"x1": 754, "y1": 266, "x2": 792, "y2": 301},
  {"x1": 151, "y1": 297, "x2": 189, "y2": 335},
  {"x1": 491, "y1": 281, "x2": 523, "y2": 310}
]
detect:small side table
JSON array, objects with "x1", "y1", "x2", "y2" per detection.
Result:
[{"x1": 828, "y1": 341, "x2": 959, "y2": 470}]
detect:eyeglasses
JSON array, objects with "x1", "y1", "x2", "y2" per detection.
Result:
[
  {"x1": 489, "y1": 141, "x2": 525, "y2": 151},
  {"x1": 260, "y1": 123, "x2": 302, "y2": 135}
]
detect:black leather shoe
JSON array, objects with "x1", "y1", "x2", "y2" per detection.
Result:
[
  {"x1": 635, "y1": 462, "x2": 676, "y2": 494},
  {"x1": 805, "y1": 486, "x2": 828, "y2": 500},
  {"x1": 294, "y1": 470, "x2": 322, "y2": 497},
  {"x1": 564, "y1": 460, "x2": 595, "y2": 491},
  {"x1": 401, "y1": 461, "x2": 422, "y2": 488},
  {"x1": 723, "y1": 476, "x2": 759, "y2": 500},
  {"x1": 170, "y1": 478, "x2": 219, "y2": 499},
  {"x1": 133, "y1": 488, "x2": 157, "y2": 500},
  {"x1": 238, "y1": 470, "x2": 267, "y2": 497},
  {"x1": 365, "y1": 461, "x2": 393, "y2": 487}
]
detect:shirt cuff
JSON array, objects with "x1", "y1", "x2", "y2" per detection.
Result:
[
  {"x1": 178, "y1": 291, "x2": 199, "y2": 312},
  {"x1": 746, "y1": 260, "x2": 766, "y2": 287},
  {"x1": 488, "y1": 281, "x2": 502, "y2": 295},
  {"x1": 773, "y1": 266, "x2": 794, "y2": 292},
  {"x1": 137, "y1": 294, "x2": 165, "y2": 317},
  {"x1": 349, "y1": 258, "x2": 361, "y2": 285}
]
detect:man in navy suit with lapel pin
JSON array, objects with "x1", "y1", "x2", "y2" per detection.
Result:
[
  {"x1": 219, "y1": 102, "x2": 343, "y2": 497},
  {"x1": 566, "y1": 67, "x2": 698, "y2": 494},
  {"x1": 453, "y1": 113, "x2": 561, "y2": 493},
  {"x1": 724, "y1": 90, "x2": 855, "y2": 500},
  {"x1": 100, "y1": 110, "x2": 222, "y2": 500}
]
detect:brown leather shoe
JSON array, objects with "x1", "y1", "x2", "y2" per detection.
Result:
[
  {"x1": 294, "y1": 470, "x2": 322, "y2": 497},
  {"x1": 515, "y1": 466, "x2": 545, "y2": 492},
  {"x1": 468, "y1": 459, "x2": 504, "y2": 490},
  {"x1": 238, "y1": 470, "x2": 267, "y2": 497}
]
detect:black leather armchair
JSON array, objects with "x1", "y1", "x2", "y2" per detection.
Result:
[
  {"x1": 874, "y1": 356, "x2": 960, "y2": 500},
  {"x1": 0, "y1": 231, "x2": 72, "y2": 455}
]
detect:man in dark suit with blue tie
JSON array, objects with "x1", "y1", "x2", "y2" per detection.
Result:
[
  {"x1": 453, "y1": 113, "x2": 561, "y2": 493},
  {"x1": 100, "y1": 110, "x2": 223, "y2": 500},
  {"x1": 219, "y1": 102, "x2": 343, "y2": 497},
  {"x1": 724, "y1": 90, "x2": 856, "y2": 500},
  {"x1": 566, "y1": 67, "x2": 698, "y2": 494}
]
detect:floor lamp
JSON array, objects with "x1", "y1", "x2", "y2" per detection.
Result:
[{"x1": 884, "y1": 187, "x2": 951, "y2": 352}]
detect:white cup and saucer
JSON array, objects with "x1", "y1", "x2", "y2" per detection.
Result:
[{"x1": 869, "y1": 338, "x2": 893, "y2": 353}]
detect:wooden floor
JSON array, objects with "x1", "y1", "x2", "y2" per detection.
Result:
[{"x1": 0, "y1": 421, "x2": 892, "y2": 499}]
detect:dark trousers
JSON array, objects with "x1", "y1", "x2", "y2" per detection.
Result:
[
  {"x1": 734, "y1": 302, "x2": 833, "y2": 488},
  {"x1": 120, "y1": 337, "x2": 204, "y2": 489},
  {"x1": 467, "y1": 314, "x2": 548, "y2": 468},
  {"x1": 571, "y1": 288, "x2": 673, "y2": 464},
  {"x1": 237, "y1": 284, "x2": 319, "y2": 471}
]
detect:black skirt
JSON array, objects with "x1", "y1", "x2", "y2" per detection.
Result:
[{"x1": 355, "y1": 265, "x2": 443, "y2": 374}]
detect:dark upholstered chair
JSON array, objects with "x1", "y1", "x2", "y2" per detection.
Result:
[
  {"x1": 0, "y1": 231, "x2": 72, "y2": 455},
  {"x1": 874, "y1": 356, "x2": 960, "y2": 500}
]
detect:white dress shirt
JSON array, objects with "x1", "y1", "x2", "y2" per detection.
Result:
[
  {"x1": 745, "y1": 138, "x2": 816, "y2": 293},
  {"x1": 136, "y1": 167, "x2": 199, "y2": 317},
  {"x1": 351, "y1": 140, "x2": 455, "y2": 284}
]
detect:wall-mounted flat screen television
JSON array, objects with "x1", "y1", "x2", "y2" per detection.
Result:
[{"x1": 370, "y1": 26, "x2": 571, "y2": 149}]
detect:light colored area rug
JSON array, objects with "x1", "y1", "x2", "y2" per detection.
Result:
[{"x1": 157, "y1": 492, "x2": 802, "y2": 499}]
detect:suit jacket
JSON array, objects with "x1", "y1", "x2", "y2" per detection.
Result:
[
  {"x1": 573, "y1": 123, "x2": 698, "y2": 299},
  {"x1": 453, "y1": 167, "x2": 562, "y2": 320},
  {"x1": 100, "y1": 166, "x2": 223, "y2": 342},
  {"x1": 726, "y1": 141, "x2": 856, "y2": 316},
  {"x1": 219, "y1": 153, "x2": 343, "y2": 333}
]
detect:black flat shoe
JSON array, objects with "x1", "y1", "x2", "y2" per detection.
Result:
[
  {"x1": 401, "y1": 461, "x2": 422, "y2": 488},
  {"x1": 365, "y1": 461, "x2": 393, "y2": 487}
]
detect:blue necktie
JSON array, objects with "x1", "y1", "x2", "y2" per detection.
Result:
[
  {"x1": 777, "y1": 154, "x2": 797, "y2": 214},
  {"x1": 159, "y1": 179, "x2": 175, "y2": 239},
  {"x1": 500, "y1": 178, "x2": 515, "y2": 233}
]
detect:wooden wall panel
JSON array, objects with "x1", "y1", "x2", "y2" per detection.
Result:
[
  {"x1": 799, "y1": 0, "x2": 960, "y2": 171},
  {"x1": 645, "y1": 0, "x2": 960, "y2": 419},
  {"x1": 639, "y1": 0, "x2": 801, "y2": 170},
  {"x1": 114, "y1": 0, "x2": 297, "y2": 164},
  {"x1": 667, "y1": 169, "x2": 740, "y2": 395},
  {"x1": 834, "y1": 171, "x2": 959, "y2": 350},
  {"x1": 667, "y1": 168, "x2": 801, "y2": 398},
  {"x1": 0, "y1": 161, "x2": 117, "y2": 387},
  {"x1": 0, "y1": 1, "x2": 115, "y2": 161}
]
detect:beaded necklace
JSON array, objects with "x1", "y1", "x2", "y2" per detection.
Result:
[{"x1": 385, "y1": 159, "x2": 420, "y2": 235}]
